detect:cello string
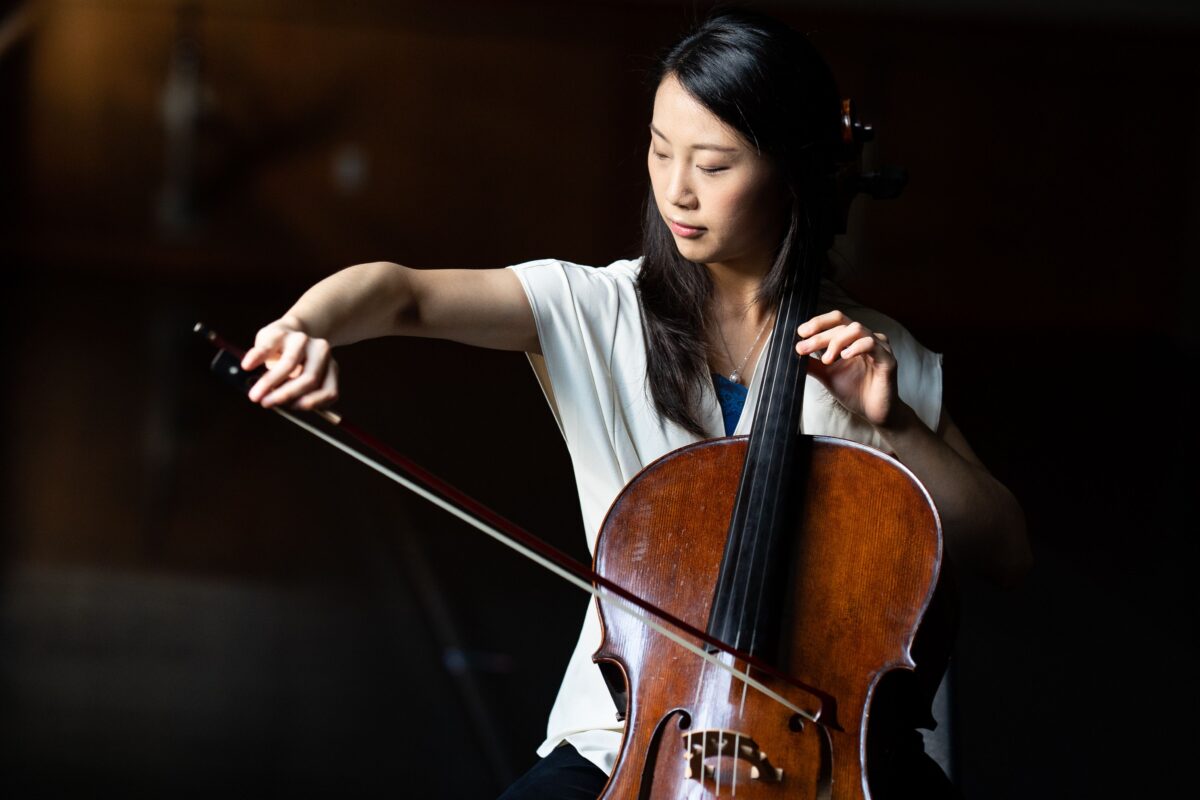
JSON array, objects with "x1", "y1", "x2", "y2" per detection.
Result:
[
  {"x1": 732, "y1": 731, "x2": 741, "y2": 797},
  {"x1": 747, "y1": 281, "x2": 802, "y2": 659},
  {"x1": 273, "y1": 405, "x2": 818, "y2": 724},
  {"x1": 721, "y1": 283, "x2": 788, "y2": 654},
  {"x1": 743, "y1": 245, "x2": 819, "y2": 662},
  {"x1": 685, "y1": 272, "x2": 798, "y2": 742},
  {"x1": 739, "y1": 305, "x2": 784, "y2": 658},
  {"x1": 736, "y1": 262, "x2": 803, "y2": 659},
  {"x1": 685, "y1": 285, "x2": 791, "y2": 786},
  {"x1": 714, "y1": 729, "x2": 722, "y2": 795},
  {"x1": 714, "y1": 273, "x2": 791, "y2": 653},
  {"x1": 690, "y1": 654, "x2": 708, "y2": 773}
]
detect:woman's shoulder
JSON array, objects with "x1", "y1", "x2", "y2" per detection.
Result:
[
  {"x1": 818, "y1": 278, "x2": 938, "y2": 357},
  {"x1": 507, "y1": 257, "x2": 644, "y2": 311},
  {"x1": 507, "y1": 256, "x2": 643, "y2": 282},
  {"x1": 818, "y1": 278, "x2": 943, "y2": 430},
  {"x1": 506, "y1": 257, "x2": 646, "y2": 332}
]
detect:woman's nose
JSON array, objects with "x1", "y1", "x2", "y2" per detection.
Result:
[{"x1": 666, "y1": 165, "x2": 696, "y2": 208}]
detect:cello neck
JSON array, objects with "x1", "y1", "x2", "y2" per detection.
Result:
[{"x1": 705, "y1": 251, "x2": 822, "y2": 663}]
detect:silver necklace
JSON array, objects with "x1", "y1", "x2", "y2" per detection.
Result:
[{"x1": 716, "y1": 311, "x2": 773, "y2": 384}]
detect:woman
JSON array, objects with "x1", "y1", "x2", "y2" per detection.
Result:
[{"x1": 241, "y1": 9, "x2": 1030, "y2": 798}]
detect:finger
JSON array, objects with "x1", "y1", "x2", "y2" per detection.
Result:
[
  {"x1": 242, "y1": 326, "x2": 288, "y2": 370},
  {"x1": 796, "y1": 310, "x2": 849, "y2": 339},
  {"x1": 297, "y1": 359, "x2": 340, "y2": 410},
  {"x1": 837, "y1": 335, "x2": 883, "y2": 361},
  {"x1": 263, "y1": 340, "x2": 330, "y2": 408},
  {"x1": 263, "y1": 357, "x2": 303, "y2": 380},
  {"x1": 841, "y1": 331, "x2": 899, "y2": 369},
  {"x1": 794, "y1": 326, "x2": 841, "y2": 358},
  {"x1": 820, "y1": 321, "x2": 871, "y2": 364},
  {"x1": 241, "y1": 345, "x2": 267, "y2": 371},
  {"x1": 263, "y1": 372, "x2": 320, "y2": 408},
  {"x1": 250, "y1": 331, "x2": 308, "y2": 403},
  {"x1": 869, "y1": 331, "x2": 893, "y2": 356},
  {"x1": 805, "y1": 353, "x2": 833, "y2": 387}
]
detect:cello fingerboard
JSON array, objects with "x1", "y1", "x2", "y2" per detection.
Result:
[{"x1": 706, "y1": 251, "x2": 820, "y2": 664}]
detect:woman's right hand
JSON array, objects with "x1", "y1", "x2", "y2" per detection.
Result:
[
  {"x1": 233, "y1": 261, "x2": 534, "y2": 411},
  {"x1": 240, "y1": 316, "x2": 340, "y2": 410}
]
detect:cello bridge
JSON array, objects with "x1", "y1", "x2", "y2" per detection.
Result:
[{"x1": 682, "y1": 729, "x2": 783, "y2": 784}]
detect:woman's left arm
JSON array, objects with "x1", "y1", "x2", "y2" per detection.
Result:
[
  {"x1": 878, "y1": 404, "x2": 1031, "y2": 588},
  {"x1": 796, "y1": 310, "x2": 1032, "y2": 588}
]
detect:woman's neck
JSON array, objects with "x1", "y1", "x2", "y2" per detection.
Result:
[{"x1": 706, "y1": 257, "x2": 772, "y2": 326}]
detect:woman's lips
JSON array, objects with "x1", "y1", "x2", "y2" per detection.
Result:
[{"x1": 668, "y1": 219, "x2": 705, "y2": 238}]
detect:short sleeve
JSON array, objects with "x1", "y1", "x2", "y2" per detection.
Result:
[
  {"x1": 893, "y1": 326, "x2": 943, "y2": 432},
  {"x1": 842, "y1": 305, "x2": 942, "y2": 432},
  {"x1": 507, "y1": 259, "x2": 632, "y2": 441},
  {"x1": 505, "y1": 258, "x2": 651, "y2": 540},
  {"x1": 806, "y1": 281, "x2": 944, "y2": 444}
]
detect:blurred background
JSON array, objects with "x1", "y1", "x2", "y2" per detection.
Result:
[{"x1": 0, "y1": 0, "x2": 1195, "y2": 796}]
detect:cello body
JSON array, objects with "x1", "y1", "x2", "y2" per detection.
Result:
[{"x1": 594, "y1": 435, "x2": 942, "y2": 799}]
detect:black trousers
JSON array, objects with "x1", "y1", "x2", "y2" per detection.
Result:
[
  {"x1": 497, "y1": 735, "x2": 962, "y2": 800},
  {"x1": 497, "y1": 744, "x2": 608, "y2": 800}
]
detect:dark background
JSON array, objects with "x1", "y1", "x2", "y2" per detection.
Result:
[{"x1": 1, "y1": 0, "x2": 1195, "y2": 797}]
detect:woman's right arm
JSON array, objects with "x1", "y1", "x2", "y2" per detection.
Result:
[{"x1": 241, "y1": 261, "x2": 537, "y2": 410}]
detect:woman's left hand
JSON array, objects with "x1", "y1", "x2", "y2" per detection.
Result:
[
  {"x1": 798, "y1": 312, "x2": 1032, "y2": 587},
  {"x1": 795, "y1": 310, "x2": 899, "y2": 429}
]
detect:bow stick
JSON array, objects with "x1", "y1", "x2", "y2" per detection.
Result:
[{"x1": 196, "y1": 322, "x2": 837, "y2": 726}]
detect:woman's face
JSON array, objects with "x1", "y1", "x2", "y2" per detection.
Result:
[{"x1": 648, "y1": 74, "x2": 786, "y2": 273}]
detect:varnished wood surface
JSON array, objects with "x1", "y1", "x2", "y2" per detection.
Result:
[{"x1": 594, "y1": 436, "x2": 940, "y2": 799}]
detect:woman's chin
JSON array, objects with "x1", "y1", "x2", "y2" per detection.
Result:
[{"x1": 672, "y1": 238, "x2": 713, "y2": 263}]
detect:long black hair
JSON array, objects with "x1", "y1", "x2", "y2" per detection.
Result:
[{"x1": 637, "y1": 8, "x2": 843, "y2": 435}]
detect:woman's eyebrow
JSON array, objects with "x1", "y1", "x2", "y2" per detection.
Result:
[{"x1": 649, "y1": 123, "x2": 738, "y2": 153}]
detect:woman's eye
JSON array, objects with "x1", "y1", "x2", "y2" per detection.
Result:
[
  {"x1": 699, "y1": 166, "x2": 728, "y2": 175},
  {"x1": 652, "y1": 150, "x2": 670, "y2": 160}
]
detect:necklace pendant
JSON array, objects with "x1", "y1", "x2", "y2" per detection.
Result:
[{"x1": 728, "y1": 370, "x2": 740, "y2": 383}]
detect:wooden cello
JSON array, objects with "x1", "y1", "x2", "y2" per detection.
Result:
[{"x1": 590, "y1": 103, "x2": 945, "y2": 799}]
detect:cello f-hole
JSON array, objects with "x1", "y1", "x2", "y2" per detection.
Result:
[{"x1": 635, "y1": 710, "x2": 690, "y2": 800}]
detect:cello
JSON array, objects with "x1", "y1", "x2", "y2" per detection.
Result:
[{"x1": 591, "y1": 100, "x2": 947, "y2": 799}]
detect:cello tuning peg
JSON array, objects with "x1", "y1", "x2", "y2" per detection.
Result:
[{"x1": 841, "y1": 98, "x2": 876, "y2": 145}]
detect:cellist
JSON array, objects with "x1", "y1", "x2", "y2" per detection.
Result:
[{"x1": 239, "y1": 9, "x2": 1030, "y2": 798}]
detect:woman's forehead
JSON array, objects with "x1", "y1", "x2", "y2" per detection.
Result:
[{"x1": 651, "y1": 74, "x2": 748, "y2": 152}]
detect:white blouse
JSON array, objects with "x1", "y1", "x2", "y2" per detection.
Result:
[{"x1": 507, "y1": 256, "x2": 943, "y2": 775}]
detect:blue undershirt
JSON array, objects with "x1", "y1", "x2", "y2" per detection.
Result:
[{"x1": 711, "y1": 373, "x2": 749, "y2": 436}]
